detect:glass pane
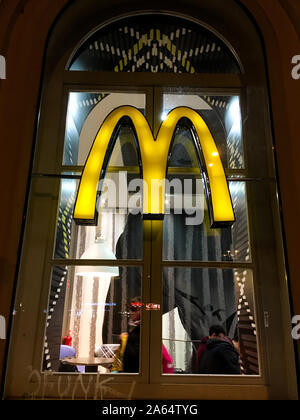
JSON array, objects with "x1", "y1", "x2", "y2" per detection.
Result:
[
  {"x1": 162, "y1": 268, "x2": 259, "y2": 375},
  {"x1": 69, "y1": 15, "x2": 241, "y2": 74},
  {"x1": 63, "y1": 91, "x2": 146, "y2": 166},
  {"x1": 54, "y1": 175, "x2": 143, "y2": 260},
  {"x1": 43, "y1": 266, "x2": 142, "y2": 374},
  {"x1": 163, "y1": 181, "x2": 250, "y2": 262},
  {"x1": 163, "y1": 93, "x2": 243, "y2": 169}
]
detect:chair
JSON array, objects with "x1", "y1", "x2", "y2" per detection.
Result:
[{"x1": 94, "y1": 344, "x2": 120, "y2": 358}]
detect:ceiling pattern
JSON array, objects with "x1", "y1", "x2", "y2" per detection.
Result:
[{"x1": 70, "y1": 16, "x2": 240, "y2": 74}]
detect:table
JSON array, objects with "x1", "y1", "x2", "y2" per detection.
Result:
[{"x1": 61, "y1": 357, "x2": 115, "y2": 373}]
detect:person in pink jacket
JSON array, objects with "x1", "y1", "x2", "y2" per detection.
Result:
[{"x1": 162, "y1": 345, "x2": 174, "y2": 373}]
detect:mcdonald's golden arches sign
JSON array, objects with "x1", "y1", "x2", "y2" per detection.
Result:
[{"x1": 73, "y1": 106, "x2": 235, "y2": 228}]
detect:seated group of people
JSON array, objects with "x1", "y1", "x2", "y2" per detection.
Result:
[{"x1": 59, "y1": 293, "x2": 240, "y2": 375}]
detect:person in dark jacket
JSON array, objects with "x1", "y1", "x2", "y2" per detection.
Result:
[
  {"x1": 122, "y1": 297, "x2": 142, "y2": 373},
  {"x1": 196, "y1": 325, "x2": 226, "y2": 371},
  {"x1": 122, "y1": 324, "x2": 140, "y2": 373},
  {"x1": 198, "y1": 325, "x2": 241, "y2": 375}
]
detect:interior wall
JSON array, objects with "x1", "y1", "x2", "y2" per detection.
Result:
[{"x1": 0, "y1": 0, "x2": 299, "y2": 395}]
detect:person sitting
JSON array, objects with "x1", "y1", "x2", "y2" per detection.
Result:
[
  {"x1": 196, "y1": 325, "x2": 225, "y2": 371},
  {"x1": 112, "y1": 297, "x2": 174, "y2": 374},
  {"x1": 197, "y1": 325, "x2": 241, "y2": 375},
  {"x1": 122, "y1": 297, "x2": 142, "y2": 373}
]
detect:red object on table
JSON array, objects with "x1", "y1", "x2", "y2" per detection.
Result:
[{"x1": 62, "y1": 330, "x2": 73, "y2": 346}]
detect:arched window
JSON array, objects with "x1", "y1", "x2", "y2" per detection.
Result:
[
  {"x1": 4, "y1": 1, "x2": 297, "y2": 400},
  {"x1": 69, "y1": 15, "x2": 241, "y2": 73}
]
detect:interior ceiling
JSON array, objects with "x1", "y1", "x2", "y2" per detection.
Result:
[{"x1": 69, "y1": 15, "x2": 241, "y2": 74}]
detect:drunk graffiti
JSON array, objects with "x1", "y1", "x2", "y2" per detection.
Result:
[{"x1": 26, "y1": 366, "x2": 136, "y2": 400}]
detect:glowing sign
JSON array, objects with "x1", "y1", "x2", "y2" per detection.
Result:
[{"x1": 73, "y1": 106, "x2": 235, "y2": 227}]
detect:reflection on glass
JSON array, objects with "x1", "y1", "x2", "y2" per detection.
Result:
[
  {"x1": 162, "y1": 268, "x2": 259, "y2": 375},
  {"x1": 163, "y1": 93, "x2": 243, "y2": 169},
  {"x1": 225, "y1": 97, "x2": 243, "y2": 169},
  {"x1": 63, "y1": 92, "x2": 146, "y2": 166},
  {"x1": 163, "y1": 182, "x2": 250, "y2": 262},
  {"x1": 43, "y1": 266, "x2": 142, "y2": 374},
  {"x1": 229, "y1": 182, "x2": 250, "y2": 262},
  {"x1": 168, "y1": 124, "x2": 199, "y2": 169}
]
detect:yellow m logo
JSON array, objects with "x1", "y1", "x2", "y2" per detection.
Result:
[{"x1": 73, "y1": 106, "x2": 235, "y2": 227}]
